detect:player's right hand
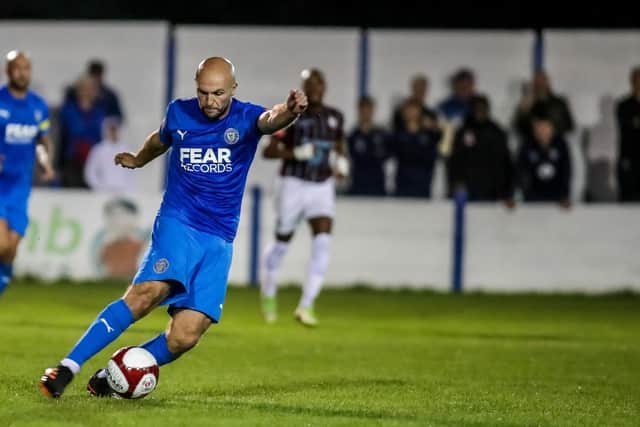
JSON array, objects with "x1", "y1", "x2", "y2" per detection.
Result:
[
  {"x1": 114, "y1": 152, "x2": 139, "y2": 169},
  {"x1": 286, "y1": 89, "x2": 308, "y2": 115}
]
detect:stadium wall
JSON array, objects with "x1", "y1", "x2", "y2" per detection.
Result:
[
  {"x1": 15, "y1": 190, "x2": 640, "y2": 292},
  {"x1": 2, "y1": 23, "x2": 638, "y2": 200}
]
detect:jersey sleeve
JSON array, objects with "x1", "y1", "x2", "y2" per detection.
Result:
[
  {"x1": 158, "y1": 101, "x2": 175, "y2": 146},
  {"x1": 37, "y1": 102, "x2": 50, "y2": 138},
  {"x1": 243, "y1": 102, "x2": 267, "y2": 137}
]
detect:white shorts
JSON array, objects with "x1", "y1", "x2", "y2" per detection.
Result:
[{"x1": 275, "y1": 176, "x2": 335, "y2": 235}]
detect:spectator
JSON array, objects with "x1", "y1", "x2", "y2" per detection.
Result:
[
  {"x1": 615, "y1": 66, "x2": 640, "y2": 202},
  {"x1": 393, "y1": 100, "x2": 441, "y2": 198},
  {"x1": 513, "y1": 70, "x2": 575, "y2": 143},
  {"x1": 448, "y1": 95, "x2": 515, "y2": 204},
  {"x1": 582, "y1": 95, "x2": 617, "y2": 202},
  {"x1": 392, "y1": 74, "x2": 438, "y2": 132},
  {"x1": 517, "y1": 114, "x2": 572, "y2": 207},
  {"x1": 65, "y1": 59, "x2": 124, "y2": 122},
  {"x1": 347, "y1": 96, "x2": 391, "y2": 196},
  {"x1": 84, "y1": 118, "x2": 135, "y2": 192},
  {"x1": 58, "y1": 75, "x2": 106, "y2": 188},
  {"x1": 438, "y1": 68, "x2": 476, "y2": 124}
]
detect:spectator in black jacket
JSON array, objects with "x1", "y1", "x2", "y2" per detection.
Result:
[
  {"x1": 448, "y1": 95, "x2": 514, "y2": 205},
  {"x1": 347, "y1": 96, "x2": 391, "y2": 196},
  {"x1": 513, "y1": 70, "x2": 574, "y2": 144},
  {"x1": 616, "y1": 66, "x2": 640, "y2": 202},
  {"x1": 393, "y1": 100, "x2": 442, "y2": 198},
  {"x1": 517, "y1": 114, "x2": 572, "y2": 207}
]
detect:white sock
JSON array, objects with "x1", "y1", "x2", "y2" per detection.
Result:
[
  {"x1": 60, "y1": 358, "x2": 81, "y2": 375},
  {"x1": 261, "y1": 241, "x2": 289, "y2": 298},
  {"x1": 300, "y1": 233, "x2": 331, "y2": 308}
]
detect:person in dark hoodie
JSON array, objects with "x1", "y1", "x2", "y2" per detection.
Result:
[
  {"x1": 517, "y1": 111, "x2": 572, "y2": 207},
  {"x1": 448, "y1": 95, "x2": 515, "y2": 206}
]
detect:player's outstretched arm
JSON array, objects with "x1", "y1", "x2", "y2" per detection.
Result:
[
  {"x1": 115, "y1": 130, "x2": 169, "y2": 169},
  {"x1": 36, "y1": 134, "x2": 56, "y2": 182},
  {"x1": 257, "y1": 89, "x2": 308, "y2": 135}
]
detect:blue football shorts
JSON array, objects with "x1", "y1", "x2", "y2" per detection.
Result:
[
  {"x1": 0, "y1": 175, "x2": 30, "y2": 236},
  {"x1": 133, "y1": 215, "x2": 233, "y2": 323}
]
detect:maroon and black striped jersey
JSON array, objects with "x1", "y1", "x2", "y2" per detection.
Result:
[{"x1": 277, "y1": 105, "x2": 344, "y2": 182}]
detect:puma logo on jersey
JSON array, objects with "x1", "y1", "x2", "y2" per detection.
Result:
[
  {"x1": 5, "y1": 123, "x2": 38, "y2": 144},
  {"x1": 180, "y1": 147, "x2": 233, "y2": 173},
  {"x1": 177, "y1": 130, "x2": 188, "y2": 140}
]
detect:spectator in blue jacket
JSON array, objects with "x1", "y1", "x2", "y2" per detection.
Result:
[{"x1": 58, "y1": 75, "x2": 106, "y2": 188}]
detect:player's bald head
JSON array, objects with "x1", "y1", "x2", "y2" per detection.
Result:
[
  {"x1": 5, "y1": 50, "x2": 32, "y2": 92},
  {"x1": 5, "y1": 50, "x2": 30, "y2": 72},
  {"x1": 194, "y1": 57, "x2": 238, "y2": 119},
  {"x1": 195, "y1": 57, "x2": 236, "y2": 85}
]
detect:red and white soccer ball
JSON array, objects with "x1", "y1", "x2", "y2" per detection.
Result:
[{"x1": 106, "y1": 346, "x2": 159, "y2": 399}]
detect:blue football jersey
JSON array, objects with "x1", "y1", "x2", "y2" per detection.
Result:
[
  {"x1": 158, "y1": 97, "x2": 265, "y2": 241},
  {"x1": 0, "y1": 85, "x2": 50, "y2": 181}
]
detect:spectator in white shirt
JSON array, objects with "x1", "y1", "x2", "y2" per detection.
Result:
[{"x1": 84, "y1": 118, "x2": 135, "y2": 192}]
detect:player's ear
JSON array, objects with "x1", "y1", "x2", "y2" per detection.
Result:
[{"x1": 231, "y1": 81, "x2": 238, "y2": 95}]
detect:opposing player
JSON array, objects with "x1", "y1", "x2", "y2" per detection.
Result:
[
  {"x1": 260, "y1": 68, "x2": 348, "y2": 326},
  {"x1": 39, "y1": 57, "x2": 307, "y2": 398},
  {"x1": 0, "y1": 50, "x2": 55, "y2": 296}
]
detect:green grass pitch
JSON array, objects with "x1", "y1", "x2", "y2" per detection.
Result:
[{"x1": 0, "y1": 280, "x2": 638, "y2": 426}]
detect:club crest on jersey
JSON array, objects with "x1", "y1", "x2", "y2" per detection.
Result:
[
  {"x1": 0, "y1": 109, "x2": 10, "y2": 119},
  {"x1": 224, "y1": 127, "x2": 240, "y2": 145},
  {"x1": 153, "y1": 258, "x2": 169, "y2": 274}
]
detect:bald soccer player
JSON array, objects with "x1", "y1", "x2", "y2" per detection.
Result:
[
  {"x1": 0, "y1": 50, "x2": 55, "y2": 296},
  {"x1": 40, "y1": 57, "x2": 308, "y2": 398}
]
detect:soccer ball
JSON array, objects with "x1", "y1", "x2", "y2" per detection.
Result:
[{"x1": 106, "y1": 346, "x2": 159, "y2": 399}]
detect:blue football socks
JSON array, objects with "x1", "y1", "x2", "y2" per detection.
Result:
[
  {"x1": 65, "y1": 299, "x2": 135, "y2": 368},
  {"x1": 0, "y1": 262, "x2": 13, "y2": 296},
  {"x1": 140, "y1": 333, "x2": 177, "y2": 366}
]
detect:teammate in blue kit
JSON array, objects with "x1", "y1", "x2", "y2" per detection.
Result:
[
  {"x1": 0, "y1": 50, "x2": 55, "y2": 296},
  {"x1": 39, "y1": 57, "x2": 308, "y2": 398}
]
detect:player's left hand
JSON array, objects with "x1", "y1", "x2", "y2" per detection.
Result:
[
  {"x1": 286, "y1": 89, "x2": 308, "y2": 115},
  {"x1": 115, "y1": 152, "x2": 140, "y2": 169}
]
